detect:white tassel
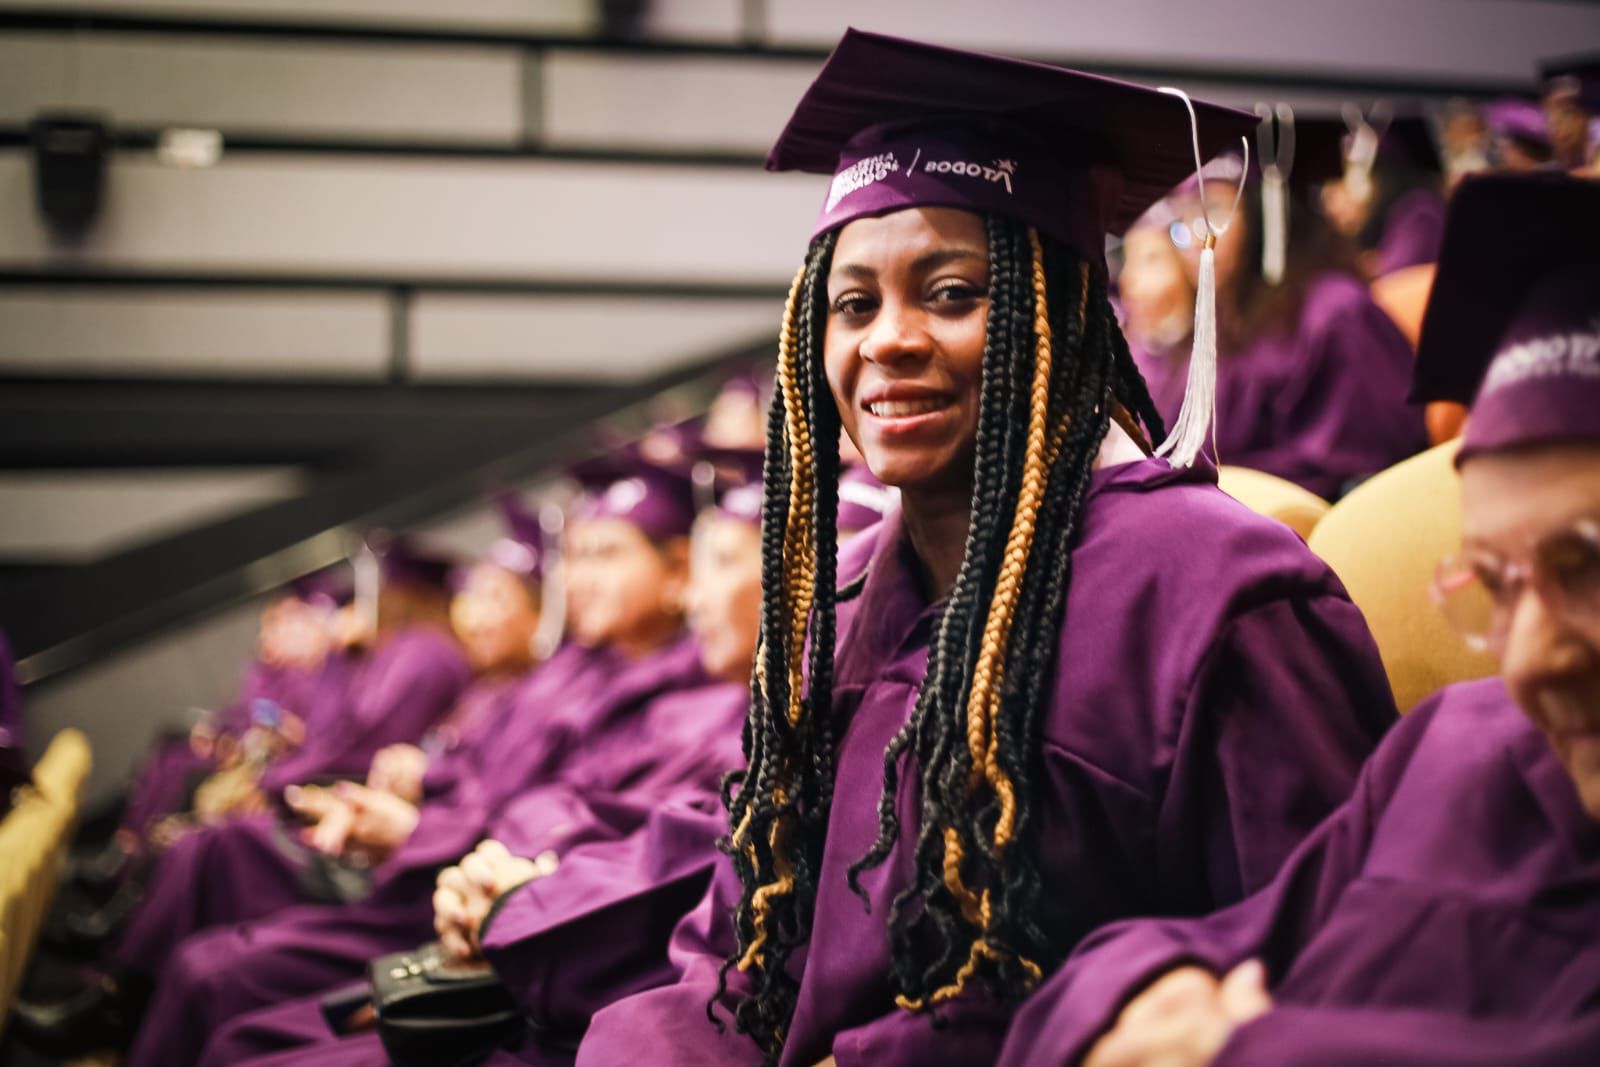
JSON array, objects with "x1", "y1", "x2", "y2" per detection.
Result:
[
  {"x1": 1261, "y1": 169, "x2": 1287, "y2": 285},
  {"x1": 531, "y1": 503, "x2": 567, "y2": 660},
  {"x1": 1256, "y1": 102, "x2": 1293, "y2": 287},
  {"x1": 1156, "y1": 87, "x2": 1249, "y2": 469}
]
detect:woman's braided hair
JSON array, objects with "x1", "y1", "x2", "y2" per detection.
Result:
[{"x1": 715, "y1": 212, "x2": 1165, "y2": 1059}]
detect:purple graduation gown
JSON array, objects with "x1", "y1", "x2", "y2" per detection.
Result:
[
  {"x1": 128, "y1": 638, "x2": 715, "y2": 1067},
  {"x1": 1374, "y1": 186, "x2": 1447, "y2": 278},
  {"x1": 1135, "y1": 272, "x2": 1427, "y2": 499},
  {"x1": 192, "y1": 674, "x2": 746, "y2": 1067},
  {"x1": 120, "y1": 655, "x2": 351, "y2": 842},
  {"x1": 258, "y1": 625, "x2": 471, "y2": 795},
  {"x1": 575, "y1": 458, "x2": 1398, "y2": 1067},
  {"x1": 1000, "y1": 677, "x2": 1600, "y2": 1067}
]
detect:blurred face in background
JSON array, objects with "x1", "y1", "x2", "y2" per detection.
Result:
[
  {"x1": 1164, "y1": 184, "x2": 1250, "y2": 291},
  {"x1": 563, "y1": 518, "x2": 688, "y2": 654},
  {"x1": 1459, "y1": 443, "x2": 1600, "y2": 819},
  {"x1": 686, "y1": 514, "x2": 763, "y2": 683},
  {"x1": 450, "y1": 563, "x2": 541, "y2": 674},
  {"x1": 1119, "y1": 224, "x2": 1196, "y2": 351},
  {"x1": 259, "y1": 596, "x2": 334, "y2": 670},
  {"x1": 1543, "y1": 87, "x2": 1592, "y2": 169}
]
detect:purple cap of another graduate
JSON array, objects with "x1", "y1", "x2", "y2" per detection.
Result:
[
  {"x1": 287, "y1": 564, "x2": 352, "y2": 608},
  {"x1": 485, "y1": 490, "x2": 546, "y2": 581},
  {"x1": 1411, "y1": 172, "x2": 1600, "y2": 464},
  {"x1": 838, "y1": 463, "x2": 899, "y2": 535},
  {"x1": 370, "y1": 535, "x2": 456, "y2": 591},
  {"x1": 570, "y1": 448, "x2": 697, "y2": 542},
  {"x1": 1542, "y1": 54, "x2": 1600, "y2": 113},
  {"x1": 1481, "y1": 98, "x2": 1553, "y2": 155},
  {"x1": 766, "y1": 29, "x2": 1256, "y2": 268}
]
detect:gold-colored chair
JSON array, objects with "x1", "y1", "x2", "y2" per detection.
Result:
[
  {"x1": 1217, "y1": 465, "x2": 1332, "y2": 541},
  {"x1": 1308, "y1": 440, "x2": 1497, "y2": 713},
  {"x1": 0, "y1": 729, "x2": 92, "y2": 1034}
]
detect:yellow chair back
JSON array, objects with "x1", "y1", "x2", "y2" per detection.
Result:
[
  {"x1": 1308, "y1": 441, "x2": 1497, "y2": 712},
  {"x1": 1217, "y1": 465, "x2": 1331, "y2": 541}
]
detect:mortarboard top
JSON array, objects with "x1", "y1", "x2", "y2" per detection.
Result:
[
  {"x1": 1541, "y1": 53, "x2": 1600, "y2": 112},
  {"x1": 373, "y1": 537, "x2": 455, "y2": 591},
  {"x1": 569, "y1": 446, "x2": 697, "y2": 543},
  {"x1": 1280, "y1": 115, "x2": 1349, "y2": 196},
  {"x1": 766, "y1": 28, "x2": 1256, "y2": 266},
  {"x1": 1412, "y1": 172, "x2": 1600, "y2": 464},
  {"x1": 482, "y1": 490, "x2": 546, "y2": 581},
  {"x1": 286, "y1": 564, "x2": 352, "y2": 607},
  {"x1": 1374, "y1": 112, "x2": 1443, "y2": 174}
]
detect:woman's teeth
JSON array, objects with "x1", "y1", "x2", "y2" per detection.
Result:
[{"x1": 868, "y1": 398, "x2": 946, "y2": 418}]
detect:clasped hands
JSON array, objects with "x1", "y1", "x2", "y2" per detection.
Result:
[{"x1": 1083, "y1": 961, "x2": 1272, "y2": 1067}]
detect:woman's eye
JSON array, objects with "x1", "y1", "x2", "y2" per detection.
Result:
[
  {"x1": 830, "y1": 292, "x2": 877, "y2": 317},
  {"x1": 928, "y1": 281, "x2": 987, "y2": 305}
]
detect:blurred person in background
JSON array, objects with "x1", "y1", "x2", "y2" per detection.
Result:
[
  {"x1": 1542, "y1": 55, "x2": 1600, "y2": 173},
  {"x1": 1135, "y1": 144, "x2": 1425, "y2": 499},
  {"x1": 204, "y1": 445, "x2": 769, "y2": 1066}
]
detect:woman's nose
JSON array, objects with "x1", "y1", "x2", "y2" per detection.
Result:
[{"x1": 860, "y1": 301, "x2": 933, "y2": 365}]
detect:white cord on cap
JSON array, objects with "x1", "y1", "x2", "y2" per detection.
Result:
[
  {"x1": 1155, "y1": 86, "x2": 1249, "y2": 469},
  {"x1": 531, "y1": 503, "x2": 567, "y2": 660},
  {"x1": 1256, "y1": 102, "x2": 1295, "y2": 286}
]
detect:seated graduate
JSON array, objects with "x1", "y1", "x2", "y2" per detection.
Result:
[
  {"x1": 100, "y1": 454, "x2": 714, "y2": 1067},
  {"x1": 1322, "y1": 110, "x2": 1448, "y2": 281},
  {"x1": 1541, "y1": 56, "x2": 1600, "y2": 174},
  {"x1": 202, "y1": 445, "x2": 770, "y2": 1066},
  {"x1": 1132, "y1": 117, "x2": 1426, "y2": 500},
  {"x1": 13, "y1": 537, "x2": 493, "y2": 1058},
  {"x1": 574, "y1": 30, "x2": 1399, "y2": 1067},
  {"x1": 110, "y1": 568, "x2": 350, "y2": 862},
  {"x1": 999, "y1": 171, "x2": 1600, "y2": 1067}
]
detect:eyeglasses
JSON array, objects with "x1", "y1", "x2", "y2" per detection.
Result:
[{"x1": 1432, "y1": 518, "x2": 1600, "y2": 652}]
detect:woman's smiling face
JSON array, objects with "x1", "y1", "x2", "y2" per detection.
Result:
[{"x1": 823, "y1": 207, "x2": 991, "y2": 497}]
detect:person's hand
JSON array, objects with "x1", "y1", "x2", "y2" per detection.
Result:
[
  {"x1": 432, "y1": 841, "x2": 556, "y2": 960},
  {"x1": 1083, "y1": 961, "x2": 1272, "y2": 1067},
  {"x1": 300, "y1": 783, "x2": 419, "y2": 861},
  {"x1": 367, "y1": 744, "x2": 429, "y2": 804}
]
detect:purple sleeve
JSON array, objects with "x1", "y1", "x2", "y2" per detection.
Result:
[
  {"x1": 574, "y1": 858, "x2": 766, "y2": 1065},
  {"x1": 1219, "y1": 1006, "x2": 1600, "y2": 1067},
  {"x1": 0, "y1": 628, "x2": 21, "y2": 745},
  {"x1": 260, "y1": 631, "x2": 468, "y2": 793},
  {"x1": 1374, "y1": 187, "x2": 1447, "y2": 278},
  {"x1": 480, "y1": 799, "x2": 725, "y2": 1032},
  {"x1": 997, "y1": 701, "x2": 1438, "y2": 1067}
]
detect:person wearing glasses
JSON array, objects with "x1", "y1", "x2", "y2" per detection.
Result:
[{"x1": 997, "y1": 171, "x2": 1600, "y2": 1067}]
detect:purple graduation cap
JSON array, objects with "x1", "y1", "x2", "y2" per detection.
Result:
[
  {"x1": 1481, "y1": 97, "x2": 1553, "y2": 157},
  {"x1": 1541, "y1": 53, "x2": 1600, "y2": 113},
  {"x1": 570, "y1": 447, "x2": 697, "y2": 542},
  {"x1": 837, "y1": 463, "x2": 898, "y2": 535},
  {"x1": 767, "y1": 28, "x2": 1255, "y2": 468},
  {"x1": 486, "y1": 490, "x2": 547, "y2": 581},
  {"x1": 1411, "y1": 171, "x2": 1600, "y2": 463},
  {"x1": 370, "y1": 535, "x2": 456, "y2": 591},
  {"x1": 286, "y1": 563, "x2": 352, "y2": 608}
]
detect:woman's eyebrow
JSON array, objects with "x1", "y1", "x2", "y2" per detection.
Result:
[{"x1": 830, "y1": 246, "x2": 988, "y2": 284}]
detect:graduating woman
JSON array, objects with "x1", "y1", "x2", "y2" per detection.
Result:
[
  {"x1": 575, "y1": 30, "x2": 1398, "y2": 1067},
  {"x1": 999, "y1": 171, "x2": 1600, "y2": 1067}
]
